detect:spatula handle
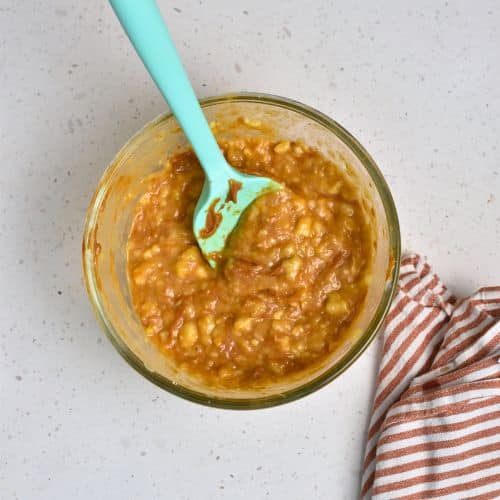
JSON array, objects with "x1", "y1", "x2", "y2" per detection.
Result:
[{"x1": 109, "y1": 0, "x2": 226, "y2": 175}]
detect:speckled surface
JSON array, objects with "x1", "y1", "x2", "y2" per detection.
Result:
[{"x1": 1, "y1": 1, "x2": 499, "y2": 499}]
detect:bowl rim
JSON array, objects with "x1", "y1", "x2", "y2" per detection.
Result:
[{"x1": 82, "y1": 92, "x2": 401, "y2": 410}]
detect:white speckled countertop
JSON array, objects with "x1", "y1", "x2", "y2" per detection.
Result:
[{"x1": 1, "y1": 1, "x2": 499, "y2": 499}]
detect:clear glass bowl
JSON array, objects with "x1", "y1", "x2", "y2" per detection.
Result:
[{"x1": 82, "y1": 93, "x2": 401, "y2": 409}]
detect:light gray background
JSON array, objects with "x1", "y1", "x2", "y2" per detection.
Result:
[{"x1": 1, "y1": 1, "x2": 499, "y2": 499}]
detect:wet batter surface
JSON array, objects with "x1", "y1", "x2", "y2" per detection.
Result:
[{"x1": 127, "y1": 137, "x2": 373, "y2": 388}]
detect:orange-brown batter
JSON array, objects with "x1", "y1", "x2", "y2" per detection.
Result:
[{"x1": 127, "y1": 137, "x2": 372, "y2": 388}]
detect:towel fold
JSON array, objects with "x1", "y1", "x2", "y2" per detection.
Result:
[{"x1": 361, "y1": 254, "x2": 500, "y2": 499}]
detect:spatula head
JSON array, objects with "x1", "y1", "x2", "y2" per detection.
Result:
[{"x1": 193, "y1": 171, "x2": 281, "y2": 268}]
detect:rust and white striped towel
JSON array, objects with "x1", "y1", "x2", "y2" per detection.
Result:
[{"x1": 361, "y1": 254, "x2": 500, "y2": 499}]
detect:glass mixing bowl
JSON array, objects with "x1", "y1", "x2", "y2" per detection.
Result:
[{"x1": 82, "y1": 93, "x2": 401, "y2": 409}]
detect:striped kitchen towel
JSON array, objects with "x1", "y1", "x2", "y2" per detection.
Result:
[{"x1": 361, "y1": 254, "x2": 500, "y2": 499}]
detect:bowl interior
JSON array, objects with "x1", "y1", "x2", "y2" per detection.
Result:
[{"x1": 83, "y1": 94, "x2": 400, "y2": 408}]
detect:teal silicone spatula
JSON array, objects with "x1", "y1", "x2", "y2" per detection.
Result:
[{"x1": 109, "y1": 0, "x2": 281, "y2": 267}]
